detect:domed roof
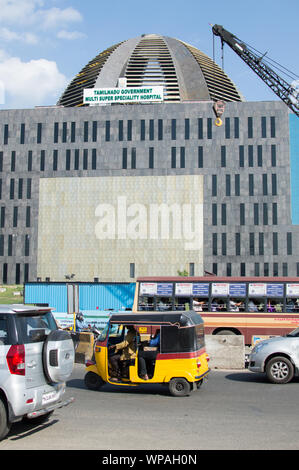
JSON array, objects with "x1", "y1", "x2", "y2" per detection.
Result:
[{"x1": 57, "y1": 34, "x2": 244, "y2": 107}]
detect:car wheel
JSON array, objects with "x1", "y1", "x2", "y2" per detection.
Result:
[
  {"x1": 84, "y1": 372, "x2": 105, "y2": 390},
  {"x1": 266, "y1": 356, "x2": 294, "y2": 384},
  {"x1": 43, "y1": 330, "x2": 75, "y2": 384},
  {"x1": 169, "y1": 377, "x2": 191, "y2": 397},
  {"x1": 0, "y1": 398, "x2": 11, "y2": 441}
]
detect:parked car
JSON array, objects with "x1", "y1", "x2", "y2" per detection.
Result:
[
  {"x1": 249, "y1": 327, "x2": 299, "y2": 384},
  {"x1": 0, "y1": 304, "x2": 75, "y2": 440}
]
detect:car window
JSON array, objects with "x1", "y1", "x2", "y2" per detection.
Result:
[
  {"x1": 0, "y1": 316, "x2": 8, "y2": 345},
  {"x1": 15, "y1": 312, "x2": 58, "y2": 344}
]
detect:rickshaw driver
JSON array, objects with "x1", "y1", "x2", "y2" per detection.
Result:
[{"x1": 108, "y1": 325, "x2": 138, "y2": 382}]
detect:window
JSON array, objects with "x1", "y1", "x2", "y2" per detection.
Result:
[
  {"x1": 273, "y1": 232, "x2": 278, "y2": 255},
  {"x1": 270, "y1": 116, "x2": 276, "y2": 138},
  {"x1": 26, "y1": 206, "x2": 31, "y2": 227},
  {"x1": 8, "y1": 235, "x2": 12, "y2": 256},
  {"x1": 83, "y1": 149, "x2": 88, "y2": 170},
  {"x1": 262, "y1": 174, "x2": 268, "y2": 195},
  {"x1": 240, "y1": 263, "x2": 246, "y2": 277},
  {"x1": 225, "y1": 117, "x2": 230, "y2": 138},
  {"x1": 249, "y1": 233, "x2": 255, "y2": 255},
  {"x1": 74, "y1": 149, "x2": 79, "y2": 170},
  {"x1": 185, "y1": 119, "x2": 190, "y2": 140},
  {"x1": 263, "y1": 203, "x2": 268, "y2": 225},
  {"x1": 127, "y1": 120, "x2": 132, "y2": 141},
  {"x1": 254, "y1": 263, "x2": 260, "y2": 276},
  {"x1": 282, "y1": 263, "x2": 288, "y2": 276},
  {"x1": 27, "y1": 151, "x2": 32, "y2": 172},
  {"x1": 226, "y1": 263, "x2": 232, "y2": 276},
  {"x1": 84, "y1": 122, "x2": 89, "y2": 142},
  {"x1": 66, "y1": 149, "x2": 71, "y2": 170},
  {"x1": 24, "y1": 235, "x2": 30, "y2": 256},
  {"x1": 261, "y1": 116, "x2": 267, "y2": 138},
  {"x1": 27, "y1": 178, "x2": 32, "y2": 199},
  {"x1": 180, "y1": 147, "x2": 185, "y2": 168},
  {"x1": 212, "y1": 176, "x2": 217, "y2": 197},
  {"x1": 226, "y1": 175, "x2": 231, "y2": 196},
  {"x1": 10, "y1": 179, "x2": 14, "y2": 199},
  {"x1": 235, "y1": 233, "x2": 241, "y2": 255},
  {"x1": 119, "y1": 120, "x2": 123, "y2": 141},
  {"x1": 259, "y1": 233, "x2": 264, "y2": 255},
  {"x1": 235, "y1": 174, "x2": 240, "y2": 196},
  {"x1": 20, "y1": 123, "x2": 25, "y2": 144},
  {"x1": 71, "y1": 122, "x2": 76, "y2": 143},
  {"x1": 264, "y1": 263, "x2": 269, "y2": 277},
  {"x1": 37, "y1": 123, "x2": 42, "y2": 144},
  {"x1": 234, "y1": 117, "x2": 239, "y2": 138},
  {"x1": 257, "y1": 145, "x2": 263, "y2": 167},
  {"x1": 221, "y1": 146, "x2": 226, "y2": 167},
  {"x1": 15, "y1": 264, "x2": 20, "y2": 285},
  {"x1": 18, "y1": 178, "x2": 23, "y2": 199},
  {"x1": 0, "y1": 235, "x2": 4, "y2": 256},
  {"x1": 0, "y1": 152, "x2": 3, "y2": 172},
  {"x1": 4, "y1": 124, "x2": 8, "y2": 145},
  {"x1": 158, "y1": 119, "x2": 163, "y2": 140},
  {"x1": 92, "y1": 149, "x2": 97, "y2": 170},
  {"x1": 287, "y1": 232, "x2": 292, "y2": 255},
  {"x1": 2, "y1": 264, "x2": 7, "y2": 284},
  {"x1": 239, "y1": 146, "x2": 244, "y2": 167},
  {"x1": 0, "y1": 207, "x2": 5, "y2": 228},
  {"x1": 221, "y1": 204, "x2": 226, "y2": 225},
  {"x1": 272, "y1": 203, "x2": 277, "y2": 225},
  {"x1": 130, "y1": 263, "x2": 135, "y2": 278},
  {"x1": 273, "y1": 263, "x2": 279, "y2": 277},
  {"x1": 24, "y1": 264, "x2": 29, "y2": 283},
  {"x1": 140, "y1": 120, "x2": 145, "y2": 141},
  {"x1": 248, "y1": 117, "x2": 253, "y2": 138},
  {"x1": 198, "y1": 147, "x2": 203, "y2": 168},
  {"x1": 11, "y1": 151, "x2": 16, "y2": 172},
  {"x1": 171, "y1": 147, "x2": 176, "y2": 168},
  {"x1": 171, "y1": 119, "x2": 176, "y2": 140},
  {"x1": 248, "y1": 145, "x2": 253, "y2": 167},
  {"x1": 53, "y1": 150, "x2": 58, "y2": 171},
  {"x1": 122, "y1": 148, "x2": 127, "y2": 169},
  {"x1": 54, "y1": 122, "x2": 59, "y2": 143},
  {"x1": 212, "y1": 233, "x2": 217, "y2": 255},
  {"x1": 62, "y1": 122, "x2": 67, "y2": 143},
  {"x1": 254, "y1": 203, "x2": 259, "y2": 225},
  {"x1": 198, "y1": 118, "x2": 203, "y2": 139},
  {"x1": 212, "y1": 263, "x2": 218, "y2": 275},
  {"x1": 149, "y1": 119, "x2": 154, "y2": 140},
  {"x1": 240, "y1": 203, "x2": 245, "y2": 225},
  {"x1": 149, "y1": 147, "x2": 154, "y2": 169},
  {"x1": 92, "y1": 121, "x2": 97, "y2": 142},
  {"x1": 13, "y1": 207, "x2": 18, "y2": 227},
  {"x1": 131, "y1": 148, "x2": 136, "y2": 169},
  {"x1": 207, "y1": 118, "x2": 212, "y2": 139},
  {"x1": 249, "y1": 174, "x2": 254, "y2": 196},
  {"x1": 105, "y1": 121, "x2": 110, "y2": 142},
  {"x1": 222, "y1": 233, "x2": 227, "y2": 256},
  {"x1": 189, "y1": 263, "x2": 195, "y2": 276},
  {"x1": 271, "y1": 145, "x2": 276, "y2": 167},
  {"x1": 40, "y1": 150, "x2": 45, "y2": 171},
  {"x1": 272, "y1": 174, "x2": 277, "y2": 196},
  {"x1": 212, "y1": 204, "x2": 217, "y2": 226}
]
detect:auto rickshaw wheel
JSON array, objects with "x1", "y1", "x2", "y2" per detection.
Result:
[
  {"x1": 169, "y1": 377, "x2": 191, "y2": 397},
  {"x1": 84, "y1": 371, "x2": 105, "y2": 390}
]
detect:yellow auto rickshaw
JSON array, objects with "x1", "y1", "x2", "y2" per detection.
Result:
[{"x1": 84, "y1": 311, "x2": 209, "y2": 396}]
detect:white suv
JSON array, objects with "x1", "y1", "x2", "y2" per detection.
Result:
[{"x1": 0, "y1": 304, "x2": 75, "y2": 440}]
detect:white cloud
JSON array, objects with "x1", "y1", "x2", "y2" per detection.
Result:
[
  {"x1": 57, "y1": 29, "x2": 86, "y2": 40},
  {"x1": 0, "y1": 55, "x2": 68, "y2": 108},
  {"x1": 40, "y1": 7, "x2": 83, "y2": 29},
  {"x1": 0, "y1": 27, "x2": 38, "y2": 44}
]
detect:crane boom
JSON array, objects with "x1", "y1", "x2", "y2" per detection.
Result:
[{"x1": 212, "y1": 24, "x2": 299, "y2": 117}]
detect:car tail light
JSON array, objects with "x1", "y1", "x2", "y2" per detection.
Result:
[
  {"x1": 6, "y1": 344, "x2": 25, "y2": 375},
  {"x1": 197, "y1": 360, "x2": 201, "y2": 368},
  {"x1": 206, "y1": 354, "x2": 210, "y2": 362}
]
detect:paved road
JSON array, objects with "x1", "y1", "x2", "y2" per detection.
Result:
[{"x1": 1, "y1": 364, "x2": 299, "y2": 451}]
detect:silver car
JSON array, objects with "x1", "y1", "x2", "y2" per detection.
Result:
[
  {"x1": 0, "y1": 304, "x2": 75, "y2": 440},
  {"x1": 249, "y1": 327, "x2": 299, "y2": 384}
]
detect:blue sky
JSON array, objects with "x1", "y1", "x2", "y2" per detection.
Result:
[{"x1": 0, "y1": 0, "x2": 298, "y2": 109}]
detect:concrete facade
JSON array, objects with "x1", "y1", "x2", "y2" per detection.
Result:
[{"x1": 0, "y1": 100, "x2": 298, "y2": 283}]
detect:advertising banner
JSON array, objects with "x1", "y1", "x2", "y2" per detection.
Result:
[{"x1": 84, "y1": 87, "x2": 164, "y2": 104}]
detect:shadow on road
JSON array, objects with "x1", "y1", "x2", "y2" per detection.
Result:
[
  {"x1": 7, "y1": 417, "x2": 59, "y2": 442},
  {"x1": 224, "y1": 371, "x2": 299, "y2": 384}
]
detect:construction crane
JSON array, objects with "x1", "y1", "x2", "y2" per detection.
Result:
[{"x1": 212, "y1": 24, "x2": 299, "y2": 117}]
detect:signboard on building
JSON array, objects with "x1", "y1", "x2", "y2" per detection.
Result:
[{"x1": 83, "y1": 87, "x2": 164, "y2": 104}]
